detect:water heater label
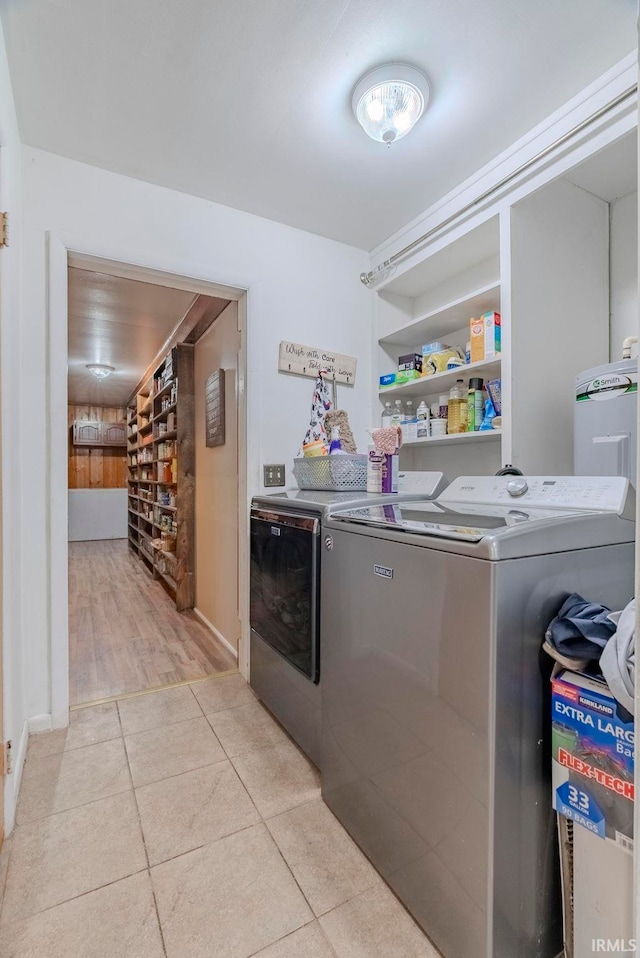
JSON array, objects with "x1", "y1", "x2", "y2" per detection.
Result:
[
  {"x1": 374, "y1": 565, "x2": 393, "y2": 579},
  {"x1": 576, "y1": 373, "x2": 637, "y2": 402}
]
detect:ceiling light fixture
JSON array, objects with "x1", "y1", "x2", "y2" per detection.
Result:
[
  {"x1": 352, "y1": 63, "x2": 430, "y2": 145},
  {"x1": 86, "y1": 363, "x2": 115, "y2": 381}
]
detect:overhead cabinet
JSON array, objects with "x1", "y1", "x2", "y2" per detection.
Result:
[{"x1": 71, "y1": 420, "x2": 127, "y2": 447}]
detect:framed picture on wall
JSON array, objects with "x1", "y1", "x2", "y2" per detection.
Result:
[{"x1": 205, "y1": 369, "x2": 225, "y2": 447}]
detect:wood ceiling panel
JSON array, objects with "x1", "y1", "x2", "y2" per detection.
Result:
[{"x1": 67, "y1": 268, "x2": 196, "y2": 405}]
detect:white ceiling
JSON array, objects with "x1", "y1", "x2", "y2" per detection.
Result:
[
  {"x1": 67, "y1": 268, "x2": 196, "y2": 406},
  {"x1": 2, "y1": 0, "x2": 636, "y2": 249}
]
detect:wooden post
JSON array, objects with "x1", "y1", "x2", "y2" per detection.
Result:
[{"x1": 175, "y1": 344, "x2": 195, "y2": 611}]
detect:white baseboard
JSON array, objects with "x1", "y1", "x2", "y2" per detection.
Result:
[
  {"x1": 4, "y1": 719, "x2": 29, "y2": 835},
  {"x1": 28, "y1": 713, "x2": 53, "y2": 734},
  {"x1": 193, "y1": 608, "x2": 238, "y2": 660}
]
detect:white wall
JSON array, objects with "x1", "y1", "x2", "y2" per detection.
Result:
[
  {"x1": 0, "y1": 20, "x2": 26, "y2": 835},
  {"x1": 13, "y1": 147, "x2": 372, "y2": 797},
  {"x1": 194, "y1": 303, "x2": 241, "y2": 654},
  {"x1": 68, "y1": 489, "x2": 128, "y2": 542},
  {"x1": 610, "y1": 190, "x2": 638, "y2": 361}
]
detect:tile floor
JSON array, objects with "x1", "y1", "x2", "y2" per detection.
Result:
[{"x1": 0, "y1": 675, "x2": 439, "y2": 958}]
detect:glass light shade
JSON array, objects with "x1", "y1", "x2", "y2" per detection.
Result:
[
  {"x1": 352, "y1": 64, "x2": 429, "y2": 144},
  {"x1": 86, "y1": 363, "x2": 115, "y2": 380}
]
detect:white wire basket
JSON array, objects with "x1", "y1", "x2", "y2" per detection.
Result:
[{"x1": 293, "y1": 454, "x2": 367, "y2": 491}]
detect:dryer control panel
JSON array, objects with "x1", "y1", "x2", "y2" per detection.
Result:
[{"x1": 439, "y1": 476, "x2": 631, "y2": 514}]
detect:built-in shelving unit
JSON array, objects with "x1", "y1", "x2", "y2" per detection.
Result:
[
  {"x1": 126, "y1": 344, "x2": 195, "y2": 611},
  {"x1": 375, "y1": 167, "x2": 614, "y2": 479},
  {"x1": 402, "y1": 429, "x2": 501, "y2": 447},
  {"x1": 376, "y1": 215, "x2": 504, "y2": 477},
  {"x1": 379, "y1": 281, "x2": 501, "y2": 350},
  {"x1": 380, "y1": 356, "x2": 502, "y2": 401}
]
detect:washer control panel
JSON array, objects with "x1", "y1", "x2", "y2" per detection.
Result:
[{"x1": 439, "y1": 476, "x2": 630, "y2": 513}]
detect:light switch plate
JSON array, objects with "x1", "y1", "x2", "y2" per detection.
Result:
[{"x1": 263, "y1": 464, "x2": 286, "y2": 487}]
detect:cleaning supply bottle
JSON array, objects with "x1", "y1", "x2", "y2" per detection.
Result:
[
  {"x1": 448, "y1": 380, "x2": 468, "y2": 434},
  {"x1": 329, "y1": 426, "x2": 343, "y2": 454},
  {"x1": 416, "y1": 400, "x2": 430, "y2": 438},
  {"x1": 366, "y1": 444, "x2": 384, "y2": 493},
  {"x1": 402, "y1": 400, "x2": 417, "y2": 442},
  {"x1": 438, "y1": 394, "x2": 449, "y2": 420},
  {"x1": 467, "y1": 378, "x2": 484, "y2": 432},
  {"x1": 381, "y1": 401, "x2": 393, "y2": 427},
  {"x1": 390, "y1": 399, "x2": 404, "y2": 428}
]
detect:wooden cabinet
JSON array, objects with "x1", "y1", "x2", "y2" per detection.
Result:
[
  {"x1": 102, "y1": 422, "x2": 127, "y2": 446},
  {"x1": 72, "y1": 421, "x2": 127, "y2": 447},
  {"x1": 72, "y1": 421, "x2": 102, "y2": 446}
]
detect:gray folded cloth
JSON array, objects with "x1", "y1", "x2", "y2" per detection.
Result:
[
  {"x1": 600, "y1": 599, "x2": 635, "y2": 715},
  {"x1": 545, "y1": 592, "x2": 617, "y2": 660}
]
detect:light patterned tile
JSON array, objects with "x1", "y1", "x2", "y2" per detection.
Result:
[
  {"x1": 125, "y1": 716, "x2": 225, "y2": 787},
  {"x1": 319, "y1": 884, "x2": 438, "y2": 958},
  {"x1": 117, "y1": 685, "x2": 201, "y2": 735},
  {"x1": 190, "y1": 673, "x2": 255, "y2": 715},
  {"x1": 231, "y1": 739, "x2": 320, "y2": 819},
  {"x1": 63, "y1": 703, "x2": 122, "y2": 750},
  {"x1": 252, "y1": 921, "x2": 336, "y2": 957},
  {"x1": 26, "y1": 730, "x2": 68, "y2": 761},
  {"x1": 3, "y1": 791, "x2": 145, "y2": 924},
  {"x1": 0, "y1": 872, "x2": 164, "y2": 958},
  {"x1": 206, "y1": 702, "x2": 289, "y2": 759},
  {"x1": 0, "y1": 834, "x2": 12, "y2": 917},
  {"x1": 267, "y1": 800, "x2": 380, "y2": 916},
  {"x1": 151, "y1": 823, "x2": 312, "y2": 958},
  {"x1": 136, "y1": 760, "x2": 259, "y2": 865},
  {"x1": 17, "y1": 739, "x2": 131, "y2": 824}
]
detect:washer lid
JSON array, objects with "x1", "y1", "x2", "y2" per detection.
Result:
[
  {"x1": 329, "y1": 500, "x2": 583, "y2": 542},
  {"x1": 251, "y1": 471, "x2": 447, "y2": 516}
]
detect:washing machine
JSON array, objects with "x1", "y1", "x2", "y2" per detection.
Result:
[
  {"x1": 320, "y1": 476, "x2": 635, "y2": 958},
  {"x1": 249, "y1": 471, "x2": 448, "y2": 765}
]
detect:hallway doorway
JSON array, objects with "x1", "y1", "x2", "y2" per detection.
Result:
[
  {"x1": 67, "y1": 262, "x2": 245, "y2": 707},
  {"x1": 68, "y1": 540, "x2": 236, "y2": 704}
]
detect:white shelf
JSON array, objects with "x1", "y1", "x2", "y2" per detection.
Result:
[
  {"x1": 379, "y1": 282, "x2": 500, "y2": 348},
  {"x1": 380, "y1": 356, "x2": 501, "y2": 401},
  {"x1": 379, "y1": 216, "x2": 500, "y2": 299},
  {"x1": 402, "y1": 430, "x2": 501, "y2": 447}
]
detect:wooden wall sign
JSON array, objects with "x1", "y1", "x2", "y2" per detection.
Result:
[
  {"x1": 278, "y1": 341, "x2": 357, "y2": 385},
  {"x1": 205, "y1": 369, "x2": 225, "y2": 447}
]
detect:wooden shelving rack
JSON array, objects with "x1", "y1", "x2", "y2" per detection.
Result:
[{"x1": 126, "y1": 344, "x2": 195, "y2": 611}]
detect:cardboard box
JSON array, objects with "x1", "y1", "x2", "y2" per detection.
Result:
[
  {"x1": 470, "y1": 312, "x2": 501, "y2": 363},
  {"x1": 398, "y1": 353, "x2": 422, "y2": 373},
  {"x1": 379, "y1": 373, "x2": 396, "y2": 388},
  {"x1": 551, "y1": 668, "x2": 634, "y2": 853},
  {"x1": 396, "y1": 369, "x2": 421, "y2": 384},
  {"x1": 421, "y1": 341, "x2": 448, "y2": 356}
]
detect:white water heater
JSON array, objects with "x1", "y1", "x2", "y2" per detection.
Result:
[{"x1": 574, "y1": 359, "x2": 637, "y2": 486}]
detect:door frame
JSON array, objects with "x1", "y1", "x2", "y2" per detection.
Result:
[{"x1": 48, "y1": 232, "x2": 250, "y2": 727}]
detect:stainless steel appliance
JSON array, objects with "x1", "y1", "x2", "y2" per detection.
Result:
[
  {"x1": 250, "y1": 473, "x2": 447, "y2": 766},
  {"x1": 321, "y1": 476, "x2": 635, "y2": 958}
]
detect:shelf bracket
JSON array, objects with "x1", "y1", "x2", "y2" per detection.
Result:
[{"x1": 0, "y1": 212, "x2": 8, "y2": 248}]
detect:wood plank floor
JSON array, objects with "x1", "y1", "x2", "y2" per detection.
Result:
[{"x1": 68, "y1": 538, "x2": 237, "y2": 706}]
